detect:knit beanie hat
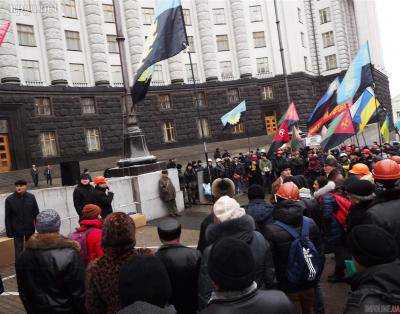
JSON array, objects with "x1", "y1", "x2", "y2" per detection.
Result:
[
  {"x1": 119, "y1": 255, "x2": 172, "y2": 308},
  {"x1": 247, "y1": 184, "x2": 265, "y2": 200},
  {"x1": 348, "y1": 225, "x2": 399, "y2": 267},
  {"x1": 82, "y1": 204, "x2": 101, "y2": 220},
  {"x1": 102, "y1": 212, "x2": 136, "y2": 248},
  {"x1": 36, "y1": 209, "x2": 61, "y2": 233},
  {"x1": 157, "y1": 218, "x2": 181, "y2": 242},
  {"x1": 213, "y1": 196, "x2": 245, "y2": 223},
  {"x1": 344, "y1": 177, "x2": 376, "y2": 201},
  {"x1": 208, "y1": 237, "x2": 255, "y2": 291}
]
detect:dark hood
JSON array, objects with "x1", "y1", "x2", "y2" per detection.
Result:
[
  {"x1": 206, "y1": 214, "x2": 255, "y2": 245},
  {"x1": 245, "y1": 199, "x2": 274, "y2": 224},
  {"x1": 273, "y1": 200, "x2": 305, "y2": 227},
  {"x1": 373, "y1": 187, "x2": 400, "y2": 205}
]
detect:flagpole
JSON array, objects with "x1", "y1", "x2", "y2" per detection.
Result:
[
  {"x1": 245, "y1": 111, "x2": 251, "y2": 154},
  {"x1": 361, "y1": 132, "x2": 367, "y2": 146}
]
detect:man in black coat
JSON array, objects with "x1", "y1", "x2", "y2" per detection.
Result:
[
  {"x1": 73, "y1": 174, "x2": 95, "y2": 218},
  {"x1": 5, "y1": 179, "x2": 39, "y2": 260},
  {"x1": 16, "y1": 209, "x2": 85, "y2": 313},
  {"x1": 93, "y1": 176, "x2": 114, "y2": 219},
  {"x1": 200, "y1": 238, "x2": 294, "y2": 314},
  {"x1": 156, "y1": 219, "x2": 201, "y2": 314},
  {"x1": 344, "y1": 225, "x2": 400, "y2": 313}
]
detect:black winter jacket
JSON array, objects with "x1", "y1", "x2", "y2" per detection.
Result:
[
  {"x1": 344, "y1": 260, "x2": 400, "y2": 313},
  {"x1": 200, "y1": 285, "x2": 294, "y2": 314},
  {"x1": 262, "y1": 200, "x2": 324, "y2": 293},
  {"x1": 244, "y1": 199, "x2": 274, "y2": 232},
  {"x1": 197, "y1": 213, "x2": 214, "y2": 253},
  {"x1": 198, "y1": 215, "x2": 276, "y2": 310},
  {"x1": 5, "y1": 192, "x2": 39, "y2": 237},
  {"x1": 73, "y1": 183, "x2": 95, "y2": 217},
  {"x1": 93, "y1": 186, "x2": 114, "y2": 219},
  {"x1": 16, "y1": 233, "x2": 85, "y2": 314},
  {"x1": 156, "y1": 244, "x2": 201, "y2": 314}
]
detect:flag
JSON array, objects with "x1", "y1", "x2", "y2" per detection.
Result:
[
  {"x1": 220, "y1": 100, "x2": 246, "y2": 129},
  {"x1": 380, "y1": 114, "x2": 390, "y2": 143},
  {"x1": 336, "y1": 42, "x2": 373, "y2": 104},
  {"x1": 308, "y1": 102, "x2": 351, "y2": 135},
  {"x1": 321, "y1": 107, "x2": 355, "y2": 152},
  {"x1": 291, "y1": 126, "x2": 304, "y2": 150},
  {"x1": 267, "y1": 119, "x2": 290, "y2": 157},
  {"x1": 350, "y1": 87, "x2": 380, "y2": 132},
  {"x1": 278, "y1": 102, "x2": 299, "y2": 126},
  {"x1": 307, "y1": 77, "x2": 341, "y2": 127},
  {"x1": 0, "y1": 20, "x2": 10, "y2": 46},
  {"x1": 132, "y1": 0, "x2": 187, "y2": 103}
]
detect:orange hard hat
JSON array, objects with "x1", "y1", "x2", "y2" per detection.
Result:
[
  {"x1": 276, "y1": 182, "x2": 300, "y2": 201},
  {"x1": 372, "y1": 159, "x2": 400, "y2": 180},
  {"x1": 349, "y1": 163, "x2": 370, "y2": 176},
  {"x1": 94, "y1": 176, "x2": 107, "y2": 185},
  {"x1": 390, "y1": 155, "x2": 400, "y2": 164}
]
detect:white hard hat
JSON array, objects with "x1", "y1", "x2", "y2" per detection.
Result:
[
  {"x1": 216, "y1": 158, "x2": 222, "y2": 163},
  {"x1": 340, "y1": 152, "x2": 348, "y2": 158}
]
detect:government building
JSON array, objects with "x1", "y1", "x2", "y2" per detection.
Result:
[{"x1": 0, "y1": 0, "x2": 391, "y2": 172}]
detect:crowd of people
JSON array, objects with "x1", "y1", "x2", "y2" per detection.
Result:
[{"x1": 2, "y1": 141, "x2": 400, "y2": 313}]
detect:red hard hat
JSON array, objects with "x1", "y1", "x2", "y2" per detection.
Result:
[
  {"x1": 372, "y1": 159, "x2": 400, "y2": 180},
  {"x1": 363, "y1": 148, "x2": 371, "y2": 155},
  {"x1": 276, "y1": 182, "x2": 300, "y2": 201},
  {"x1": 390, "y1": 155, "x2": 400, "y2": 164}
]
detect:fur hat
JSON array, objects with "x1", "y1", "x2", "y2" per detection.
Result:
[
  {"x1": 36, "y1": 209, "x2": 61, "y2": 233},
  {"x1": 102, "y1": 212, "x2": 136, "y2": 248},
  {"x1": 213, "y1": 196, "x2": 245, "y2": 223},
  {"x1": 82, "y1": 204, "x2": 101, "y2": 220},
  {"x1": 211, "y1": 178, "x2": 235, "y2": 200}
]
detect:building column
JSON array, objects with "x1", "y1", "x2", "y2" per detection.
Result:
[
  {"x1": 168, "y1": 55, "x2": 184, "y2": 84},
  {"x1": 332, "y1": 0, "x2": 350, "y2": 69},
  {"x1": 194, "y1": 0, "x2": 218, "y2": 82},
  {"x1": 229, "y1": 0, "x2": 252, "y2": 78},
  {"x1": 40, "y1": 0, "x2": 68, "y2": 85},
  {"x1": 0, "y1": 2, "x2": 19, "y2": 84},
  {"x1": 83, "y1": 0, "x2": 109, "y2": 86}
]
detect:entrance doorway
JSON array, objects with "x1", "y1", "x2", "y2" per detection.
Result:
[
  {"x1": 0, "y1": 134, "x2": 11, "y2": 172},
  {"x1": 265, "y1": 114, "x2": 278, "y2": 135}
]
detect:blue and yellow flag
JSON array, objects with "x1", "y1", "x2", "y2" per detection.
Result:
[
  {"x1": 132, "y1": 0, "x2": 187, "y2": 104},
  {"x1": 337, "y1": 42, "x2": 373, "y2": 104},
  {"x1": 221, "y1": 100, "x2": 246, "y2": 128},
  {"x1": 381, "y1": 114, "x2": 390, "y2": 143},
  {"x1": 350, "y1": 87, "x2": 380, "y2": 132}
]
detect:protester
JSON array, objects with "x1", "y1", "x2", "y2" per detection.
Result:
[
  {"x1": 259, "y1": 154, "x2": 272, "y2": 192},
  {"x1": 214, "y1": 148, "x2": 222, "y2": 160},
  {"x1": 31, "y1": 164, "x2": 39, "y2": 187},
  {"x1": 344, "y1": 225, "x2": 400, "y2": 312},
  {"x1": 290, "y1": 150, "x2": 305, "y2": 176},
  {"x1": 272, "y1": 148, "x2": 288, "y2": 179},
  {"x1": 5, "y1": 179, "x2": 39, "y2": 260},
  {"x1": 44, "y1": 165, "x2": 52, "y2": 186},
  {"x1": 156, "y1": 219, "x2": 201, "y2": 314},
  {"x1": 82, "y1": 168, "x2": 92, "y2": 182},
  {"x1": 16, "y1": 209, "x2": 85, "y2": 313},
  {"x1": 184, "y1": 163, "x2": 198, "y2": 206},
  {"x1": 198, "y1": 196, "x2": 275, "y2": 309},
  {"x1": 86, "y1": 212, "x2": 153, "y2": 313},
  {"x1": 200, "y1": 238, "x2": 294, "y2": 314},
  {"x1": 73, "y1": 173, "x2": 95, "y2": 218},
  {"x1": 159, "y1": 170, "x2": 181, "y2": 217},
  {"x1": 271, "y1": 166, "x2": 292, "y2": 197},
  {"x1": 360, "y1": 148, "x2": 374, "y2": 169},
  {"x1": 167, "y1": 158, "x2": 177, "y2": 169},
  {"x1": 244, "y1": 184, "x2": 274, "y2": 231},
  {"x1": 93, "y1": 176, "x2": 114, "y2": 219},
  {"x1": 231, "y1": 157, "x2": 245, "y2": 194},
  {"x1": 348, "y1": 163, "x2": 373, "y2": 182}
]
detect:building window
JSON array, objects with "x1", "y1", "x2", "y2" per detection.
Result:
[
  {"x1": 232, "y1": 122, "x2": 245, "y2": 134},
  {"x1": 17, "y1": 24, "x2": 36, "y2": 46},
  {"x1": 197, "y1": 118, "x2": 211, "y2": 138},
  {"x1": 163, "y1": 121, "x2": 176, "y2": 143},
  {"x1": 250, "y1": 5, "x2": 263, "y2": 22},
  {"x1": 187, "y1": 36, "x2": 195, "y2": 53},
  {"x1": 397, "y1": 111, "x2": 400, "y2": 119},
  {"x1": 216, "y1": 35, "x2": 229, "y2": 51},
  {"x1": 102, "y1": 4, "x2": 115, "y2": 23},
  {"x1": 70, "y1": 63, "x2": 86, "y2": 83},
  {"x1": 227, "y1": 88, "x2": 239, "y2": 104},
  {"x1": 107, "y1": 35, "x2": 118, "y2": 53},
  {"x1": 256, "y1": 57, "x2": 270, "y2": 74},
  {"x1": 22, "y1": 60, "x2": 40, "y2": 83},
  {"x1": 297, "y1": 7, "x2": 302, "y2": 23},
  {"x1": 194, "y1": 92, "x2": 206, "y2": 108},
  {"x1": 13, "y1": 0, "x2": 31, "y2": 11},
  {"x1": 159, "y1": 94, "x2": 172, "y2": 110},
  {"x1": 304, "y1": 56, "x2": 308, "y2": 71},
  {"x1": 325, "y1": 54, "x2": 337, "y2": 70},
  {"x1": 301, "y1": 32, "x2": 306, "y2": 47},
  {"x1": 320, "y1": 7, "x2": 331, "y2": 24},
  {"x1": 40, "y1": 132, "x2": 58, "y2": 157},
  {"x1": 81, "y1": 97, "x2": 96, "y2": 114},
  {"x1": 183, "y1": 9, "x2": 191, "y2": 25},
  {"x1": 185, "y1": 63, "x2": 199, "y2": 82},
  {"x1": 142, "y1": 7, "x2": 154, "y2": 25},
  {"x1": 35, "y1": 98, "x2": 51, "y2": 116},
  {"x1": 261, "y1": 86, "x2": 273, "y2": 100},
  {"x1": 86, "y1": 129, "x2": 101, "y2": 152},
  {"x1": 213, "y1": 8, "x2": 226, "y2": 24},
  {"x1": 253, "y1": 31, "x2": 266, "y2": 48},
  {"x1": 63, "y1": 0, "x2": 77, "y2": 18},
  {"x1": 322, "y1": 31, "x2": 335, "y2": 48},
  {"x1": 153, "y1": 64, "x2": 164, "y2": 83},
  {"x1": 111, "y1": 65, "x2": 123, "y2": 85},
  {"x1": 220, "y1": 61, "x2": 233, "y2": 80},
  {"x1": 65, "y1": 30, "x2": 81, "y2": 51}
]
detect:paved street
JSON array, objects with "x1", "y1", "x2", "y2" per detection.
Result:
[{"x1": 0, "y1": 196, "x2": 348, "y2": 313}]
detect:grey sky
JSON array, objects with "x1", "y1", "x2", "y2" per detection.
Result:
[{"x1": 376, "y1": 0, "x2": 400, "y2": 98}]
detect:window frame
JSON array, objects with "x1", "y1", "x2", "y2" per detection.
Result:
[
  {"x1": 81, "y1": 97, "x2": 96, "y2": 115},
  {"x1": 304, "y1": 56, "x2": 308, "y2": 71},
  {"x1": 102, "y1": 4, "x2": 115, "y2": 23},
  {"x1": 227, "y1": 88, "x2": 240, "y2": 104},
  {"x1": 249, "y1": 5, "x2": 263, "y2": 22},
  {"x1": 261, "y1": 86, "x2": 274, "y2": 101},
  {"x1": 63, "y1": 0, "x2": 77, "y2": 19},
  {"x1": 220, "y1": 61, "x2": 233, "y2": 80},
  {"x1": 322, "y1": 31, "x2": 335, "y2": 48},
  {"x1": 35, "y1": 97, "x2": 52, "y2": 116},
  {"x1": 194, "y1": 92, "x2": 207, "y2": 108},
  {"x1": 216, "y1": 34, "x2": 230, "y2": 52},
  {"x1": 187, "y1": 36, "x2": 195, "y2": 53},
  {"x1": 319, "y1": 7, "x2": 331, "y2": 24},
  {"x1": 106, "y1": 34, "x2": 119, "y2": 53},
  {"x1": 163, "y1": 120, "x2": 177, "y2": 143},
  {"x1": 325, "y1": 54, "x2": 337, "y2": 70},
  {"x1": 142, "y1": 7, "x2": 155, "y2": 25},
  {"x1": 232, "y1": 122, "x2": 245, "y2": 134},
  {"x1": 17, "y1": 24, "x2": 36, "y2": 47},
  {"x1": 256, "y1": 57, "x2": 270, "y2": 74},
  {"x1": 253, "y1": 31, "x2": 266, "y2": 48},
  {"x1": 197, "y1": 118, "x2": 211, "y2": 138},
  {"x1": 213, "y1": 8, "x2": 226, "y2": 25},
  {"x1": 85, "y1": 128, "x2": 102, "y2": 152},
  {"x1": 297, "y1": 7, "x2": 303, "y2": 23},
  {"x1": 159, "y1": 94, "x2": 172, "y2": 110},
  {"x1": 70, "y1": 63, "x2": 86, "y2": 84},
  {"x1": 110, "y1": 65, "x2": 123, "y2": 85},
  {"x1": 65, "y1": 30, "x2": 81, "y2": 51},
  {"x1": 21, "y1": 59, "x2": 41, "y2": 83},
  {"x1": 40, "y1": 131, "x2": 59, "y2": 158},
  {"x1": 182, "y1": 9, "x2": 191, "y2": 26}
]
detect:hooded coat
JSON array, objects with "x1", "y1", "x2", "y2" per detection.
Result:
[
  {"x1": 159, "y1": 176, "x2": 176, "y2": 202},
  {"x1": 198, "y1": 215, "x2": 275, "y2": 310},
  {"x1": 76, "y1": 219, "x2": 104, "y2": 265},
  {"x1": 16, "y1": 233, "x2": 85, "y2": 314},
  {"x1": 244, "y1": 199, "x2": 274, "y2": 232},
  {"x1": 73, "y1": 183, "x2": 95, "y2": 217}
]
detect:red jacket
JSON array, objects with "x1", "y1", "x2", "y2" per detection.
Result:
[{"x1": 77, "y1": 219, "x2": 104, "y2": 265}]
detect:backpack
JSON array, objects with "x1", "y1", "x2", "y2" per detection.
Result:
[
  {"x1": 274, "y1": 217, "x2": 324, "y2": 290},
  {"x1": 330, "y1": 193, "x2": 352, "y2": 228},
  {"x1": 69, "y1": 228, "x2": 93, "y2": 263}
]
